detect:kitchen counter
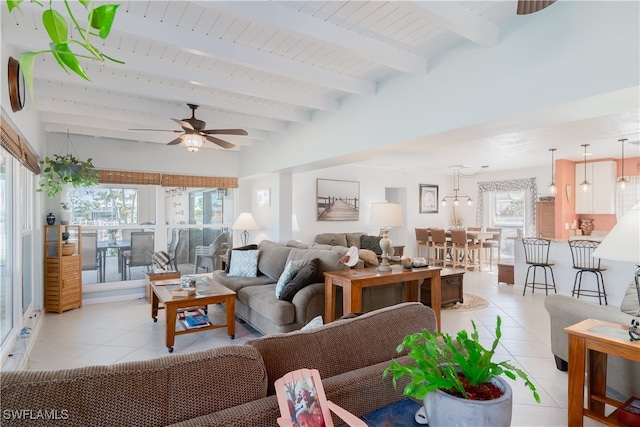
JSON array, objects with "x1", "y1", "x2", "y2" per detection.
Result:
[{"x1": 513, "y1": 239, "x2": 633, "y2": 306}]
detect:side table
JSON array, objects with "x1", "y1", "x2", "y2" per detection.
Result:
[{"x1": 565, "y1": 318, "x2": 640, "y2": 426}]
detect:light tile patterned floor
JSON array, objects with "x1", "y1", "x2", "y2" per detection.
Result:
[{"x1": 20, "y1": 269, "x2": 608, "y2": 426}]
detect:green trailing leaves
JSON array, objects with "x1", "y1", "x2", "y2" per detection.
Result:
[
  {"x1": 90, "y1": 4, "x2": 119, "y2": 39},
  {"x1": 383, "y1": 315, "x2": 541, "y2": 403},
  {"x1": 38, "y1": 154, "x2": 99, "y2": 198},
  {"x1": 6, "y1": 0, "x2": 123, "y2": 99},
  {"x1": 42, "y1": 8, "x2": 68, "y2": 42}
]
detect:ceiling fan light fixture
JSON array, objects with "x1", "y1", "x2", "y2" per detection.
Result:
[{"x1": 183, "y1": 134, "x2": 204, "y2": 152}]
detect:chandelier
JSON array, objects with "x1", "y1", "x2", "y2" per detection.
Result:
[{"x1": 441, "y1": 166, "x2": 488, "y2": 207}]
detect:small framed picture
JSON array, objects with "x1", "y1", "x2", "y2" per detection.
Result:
[
  {"x1": 255, "y1": 188, "x2": 270, "y2": 207},
  {"x1": 419, "y1": 184, "x2": 439, "y2": 214}
]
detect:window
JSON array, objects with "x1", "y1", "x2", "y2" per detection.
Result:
[
  {"x1": 0, "y1": 148, "x2": 13, "y2": 348},
  {"x1": 489, "y1": 191, "x2": 525, "y2": 259}
]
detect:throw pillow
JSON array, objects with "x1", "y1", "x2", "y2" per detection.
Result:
[
  {"x1": 620, "y1": 282, "x2": 640, "y2": 317},
  {"x1": 360, "y1": 235, "x2": 383, "y2": 255},
  {"x1": 152, "y1": 251, "x2": 171, "y2": 270},
  {"x1": 275, "y1": 259, "x2": 308, "y2": 299},
  {"x1": 225, "y1": 244, "x2": 258, "y2": 273},
  {"x1": 279, "y1": 259, "x2": 319, "y2": 302},
  {"x1": 301, "y1": 315, "x2": 323, "y2": 331},
  {"x1": 228, "y1": 250, "x2": 259, "y2": 277}
]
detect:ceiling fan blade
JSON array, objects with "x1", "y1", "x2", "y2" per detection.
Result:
[
  {"x1": 171, "y1": 118, "x2": 194, "y2": 131},
  {"x1": 205, "y1": 135, "x2": 235, "y2": 149},
  {"x1": 516, "y1": 0, "x2": 556, "y2": 15},
  {"x1": 167, "y1": 137, "x2": 184, "y2": 146},
  {"x1": 129, "y1": 128, "x2": 182, "y2": 132},
  {"x1": 202, "y1": 129, "x2": 248, "y2": 136}
]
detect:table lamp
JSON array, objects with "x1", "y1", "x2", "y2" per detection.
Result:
[
  {"x1": 592, "y1": 202, "x2": 640, "y2": 325},
  {"x1": 233, "y1": 212, "x2": 258, "y2": 246},
  {"x1": 370, "y1": 202, "x2": 403, "y2": 272}
]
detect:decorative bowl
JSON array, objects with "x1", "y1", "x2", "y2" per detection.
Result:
[{"x1": 60, "y1": 243, "x2": 76, "y2": 256}]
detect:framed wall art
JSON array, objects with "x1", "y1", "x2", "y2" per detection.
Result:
[
  {"x1": 255, "y1": 188, "x2": 271, "y2": 207},
  {"x1": 419, "y1": 184, "x2": 439, "y2": 214},
  {"x1": 316, "y1": 179, "x2": 360, "y2": 221}
]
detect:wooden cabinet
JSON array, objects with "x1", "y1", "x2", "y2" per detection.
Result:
[
  {"x1": 421, "y1": 268, "x2": 464, "y2": 307},
  {"x1": 536, "y1": 201, "x2": 555, "y2": 238},
  {"x1": 44, "y1": 225, "x2": 82, "y2": 313},
  {"x1": 575, "y1": 161, "x2": 616, "y2": 214}
]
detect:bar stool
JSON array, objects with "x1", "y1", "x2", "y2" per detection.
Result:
[
  {"x1": 415, "y1": 228, "x2": 429, "y2": 259},
  {"x1": 430, "y1": 228, "x2": 449, "y2": 267},
  {"x1": 568, "y1": 240, "x2": 607, "y2": 305},
  {"x1": 522, "y1": 238, "x2": 556, "y2": 295}
]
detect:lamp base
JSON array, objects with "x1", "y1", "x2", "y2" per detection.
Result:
[{"x1": 378, "y1": 228, "x2": 392, "y2": 272}]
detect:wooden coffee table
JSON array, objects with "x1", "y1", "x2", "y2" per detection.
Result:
[
  {"x1": 150, "y1": 274, "x2": 236, "y2": 353},
  {"x1": 324, "y1": 265, "x2": 442, "y2": 331}
]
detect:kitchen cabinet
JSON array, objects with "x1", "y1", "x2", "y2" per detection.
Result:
[
  {"x1": 44, "y1": 225, "x2": 82, "y2": 313},
  {"x1": 536, "y1": 201, "x2": 555, "y2": 238},
  {"x1": 575, "y1": 161, "x2": 616, "y2": 214}
]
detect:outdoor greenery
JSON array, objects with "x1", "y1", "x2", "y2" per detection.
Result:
[
  {"x1": 38, "y1": 153, "x2": 99, "y2": 198},
  {"x1": 383, "y1": 316, "x2": 540, "y2": 402},
  {"x1": 6, "y1": 0, "x2": 122, "y2": 99},
  {"x1": 67, "y1": 187, "x2": 138, "y2": 225}
]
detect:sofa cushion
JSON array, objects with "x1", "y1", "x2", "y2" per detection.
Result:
[
  {"x1": 360, "y1": 235, "x2": 382, "y2": 255},
  {"x1": 237, "y1": 284, "x2": 296, "y2": 326},
  {"x1": 279, "y1": 259, "x2": 319, "y2": 302},
  {"x1": 224, "y1": 244, "x2": 258, "y2": 273},
  {"x1": 258, "y1": 240, "x2": 293, "y2": 281},
  {"x1": 275, "y1": 259, "x2": 308, "y2": 299},
  {"x1": 212, "y1": 271, "x2": 275, "y2": 293},
  {"x1": 247, "y1": 302, "x2": 437, "y2": 395},
  {"x1": 286, "y1": 248, "x2": 343, "y2": 282},
  {"x1": 621, "y1": 282, "x2": 640, "y2": 316},
  {"x1": 228, "y1": 250, "x2": 259, "y2": 277},
  {"x1": 314, "y1": 233, "x2": 348, "y2": 247},
  {"x1": 345, "y1": 232, "x2": 366, "y2": 248}
]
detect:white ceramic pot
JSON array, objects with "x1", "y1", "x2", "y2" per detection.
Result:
[{"x1": 423, "y1": 376, "x2": 512, "y2": 427}]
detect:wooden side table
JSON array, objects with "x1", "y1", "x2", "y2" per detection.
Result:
[
  {"x1": 565, "y1": 319, "x2": 640, "y2": 426},
  {"x1": 497, "y1": 263, "x2": 514, "y2": 285}
]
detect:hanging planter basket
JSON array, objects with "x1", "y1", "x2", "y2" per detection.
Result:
[{"x1": 38, "y1": 154, "x2": 98, "y2": 198}]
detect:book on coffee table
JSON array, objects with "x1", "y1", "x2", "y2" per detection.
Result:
[{"x1": 184, "y1": 314, "x2": 210, "y2": 329}]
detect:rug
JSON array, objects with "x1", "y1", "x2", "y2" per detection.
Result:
[{"x1": 442, "y1": 293, "x2": 489, "y2": 311}]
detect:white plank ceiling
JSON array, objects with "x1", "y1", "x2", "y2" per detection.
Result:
[{"x1": 3, "y1": 1, "x2": 638, "y2": 170}]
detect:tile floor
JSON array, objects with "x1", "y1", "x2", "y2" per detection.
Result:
[{"x1": 18, "y1": 269, "x2": 607, "y2": 426}]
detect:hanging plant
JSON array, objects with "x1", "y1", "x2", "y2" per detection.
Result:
[
  {"x1": 6, "y1": 0, "x2": 123, "y2": 100},
  {"x1": 38, "y1": 153, "x2": 98, "y2": 198}
]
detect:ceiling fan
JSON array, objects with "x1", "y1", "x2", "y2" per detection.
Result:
[{"x1": 130, "y1": 104, "x2": 247, "y2": 152}]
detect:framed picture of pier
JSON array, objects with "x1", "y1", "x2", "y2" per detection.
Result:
[
  {"x1": 316, "y1": 179, "x2": 360, "y2": 221},
  {"x1": 419, "y1": 184, "x2": 439, "y2": 214}
]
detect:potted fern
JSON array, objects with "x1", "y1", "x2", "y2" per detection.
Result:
[
  {"x1": 383, "y1": 316, "x2": 540, "y2": 427},
  {"x1": 38, "y1": 153, "x2": 99, "y2": 198}
]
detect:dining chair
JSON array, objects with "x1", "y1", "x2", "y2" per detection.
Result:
[
  {"x1": 568, "y1": 240, "x2": 607, "y2": 305},
  {"x1": 122, "y1": 231, "x2": 155, "y2": 280},
  {"x1": 484, "y1": 227, "x2": 502, "y2": 268},
  {"x1": 81, "y1": 232, "x2": 102, "y2": 283},
  {"x1": 450, "y1": 229, "x2": 482, "y2": 271},
  {"x1": 430, "y1": 228, "x2": 449, "y2": 267},
  {"x1": 194, "y1": 231, "x2": 231, "y2": 273},
  {"x1": 521, "y1": 238, "x2": 556, "y2": 295},
  {"x1": 166, "y1": 228, "x2": 181, "y2": 271},
  {"x1": 415, "y1": 228, "x2": 429, "y2": 259}
]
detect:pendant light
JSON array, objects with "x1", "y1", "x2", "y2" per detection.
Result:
[
  {"x1": 580, "y1": 144, "x2": 591, "y2": 193},
  {"x1": 616, "y1": 138, "x2": 630, "y2": 189},
  {"x1": 548, "y1": 148, "x2": 557, "y2": 195}
]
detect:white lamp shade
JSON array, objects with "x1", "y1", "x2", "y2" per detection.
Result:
[
  {"x1": 370, "y1": 202, "x2": 403, "y2": 227},
  {"x1": 232, "y1": 212, "x2": 259, "y2": 230},
  {"x1": 292, "y1": 214, "x2": 300, "y2": 232},
  {"x1": 592, "y1": 202, "x2": 640, "y2": 263}
]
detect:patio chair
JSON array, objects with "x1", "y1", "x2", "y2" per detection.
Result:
[
  {"x1": 194, "y1": 231, "x2": 231, "y2": 273},
  {"x1": 81, "y1": 232, "x2": 102, "y2": 283},
  {"x1": 122, "y1": 231, "x2": 155, "y2": 280}
]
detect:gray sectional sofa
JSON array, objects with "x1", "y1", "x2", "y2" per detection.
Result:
[
  {"x1": 545, "y1": 292, "x2": 640, "y2": 399},
  {"x1": 213, "y1": 240, "x2": 402, "y2": 335}
]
